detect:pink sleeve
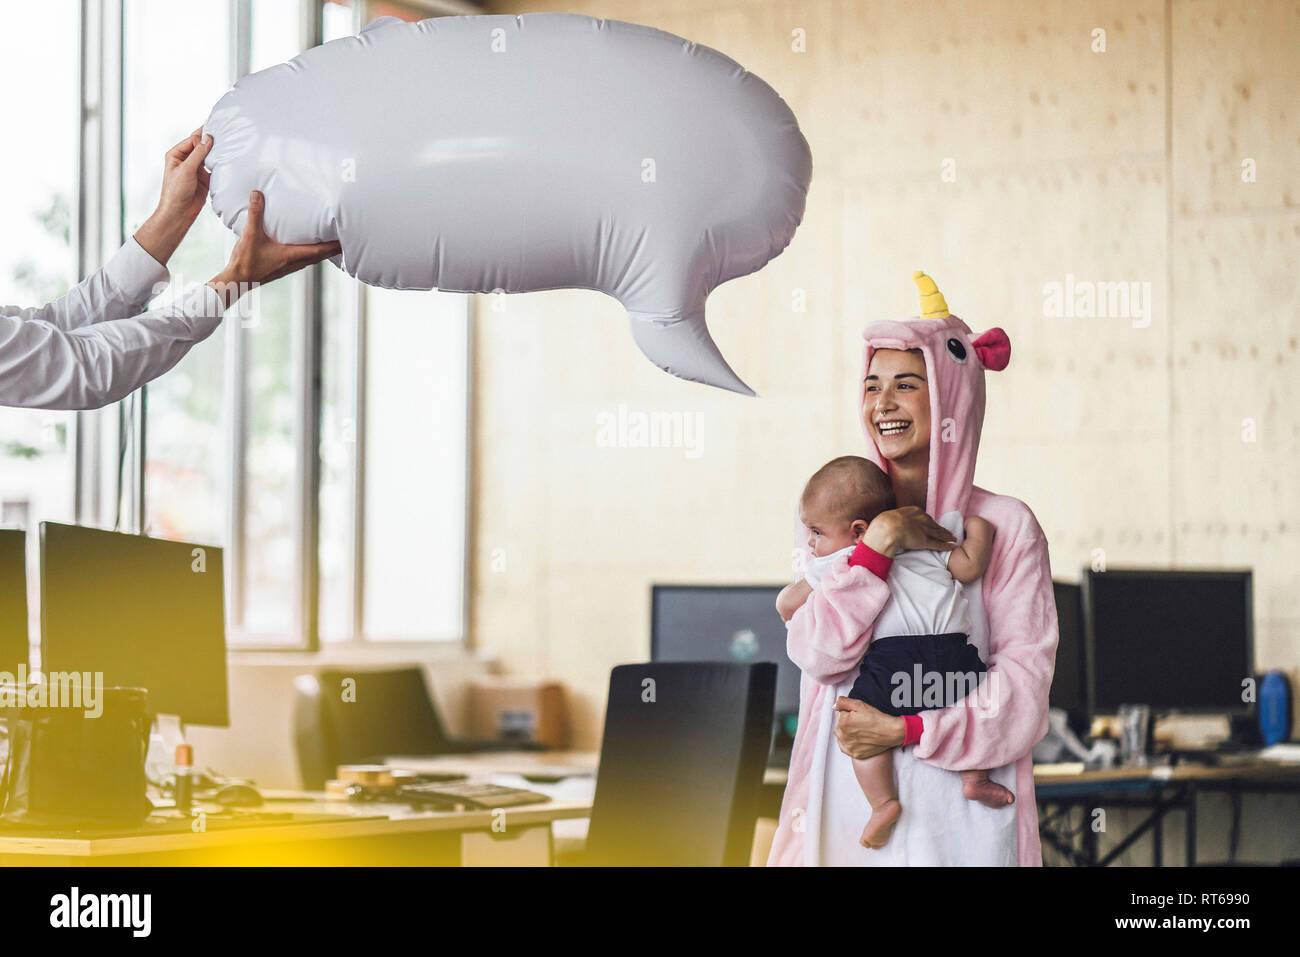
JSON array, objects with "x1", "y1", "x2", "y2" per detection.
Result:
[
  {"x1": 913, "y1": 516, "x2": 1058, "y2": 770},
  {"x1": 785, "y1": 559, "x2": 892, "y2": 686}
]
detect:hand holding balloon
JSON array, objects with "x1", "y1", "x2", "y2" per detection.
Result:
[
  {"x1": 133, "y1": 127, "x2": 216, "y2": 266},
  {"x1": 205, "y1": 190, "x2": 342, "y2": 309}
]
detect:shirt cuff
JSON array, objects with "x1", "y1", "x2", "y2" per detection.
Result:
[
  {"x1": 165, "y1": 283, "x2": 228, "y2": 323},
  {"x1": 902, "y1": 714, "x2": 924, "y2": 747},
  {"x1": 104, "y1": 237, "x2": 172, "y2": 303},
  {"x1": 848, "y1": 541, "x2": 893, "y2": 580}
]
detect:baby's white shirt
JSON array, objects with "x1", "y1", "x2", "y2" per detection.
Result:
[
  {"x1": 802, "y1": 543, "x2": 856, "y2": 589},
  {"x1": 873, "y1": 510, "x2": 971, "y2": 638}
]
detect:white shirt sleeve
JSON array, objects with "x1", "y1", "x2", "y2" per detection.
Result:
[{"x1": 0, "y1": 237, "x2": 227, "y2": 410}]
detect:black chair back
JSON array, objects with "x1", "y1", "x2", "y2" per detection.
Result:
[
  {"x1": 583, "y1": 661, "x2": 776, "y2": 866},
  {"x1": 293, "y1": 667, "x2": 456, "y2": 789}
]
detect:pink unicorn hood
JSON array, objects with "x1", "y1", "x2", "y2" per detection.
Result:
[{"x1": 858, "y1": 271, "x2": 1011, "y2": 520}]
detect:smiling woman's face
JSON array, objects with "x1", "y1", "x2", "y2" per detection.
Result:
[{"x1": 863, "y1": 348, "x2": 930, "y2": 464}]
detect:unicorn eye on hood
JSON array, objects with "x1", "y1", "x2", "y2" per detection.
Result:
[{"x1": 858, "y1": 271, "x2": 1012, "y2": 520}]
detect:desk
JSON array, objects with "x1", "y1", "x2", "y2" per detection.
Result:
[
  {"x1": 398, "y1": 752, "x2": 1300, "y2": 867},
  {"x1": 0, "y1": 792, "x2": 591, "y2": 866},
  {"x1": 389, "y1": 750, "x2": 789, "y2": 786},
  {"x1": 387, "y1": 751, "x2": 788, "y2": 822},
  {"x1": 1034, "y1": 761, "x2": 1300, "y2": 866}
]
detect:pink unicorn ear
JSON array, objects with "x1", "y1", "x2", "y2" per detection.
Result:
[{"x1": 972, "y1": 327, "x2": 1011, "y2": 371}]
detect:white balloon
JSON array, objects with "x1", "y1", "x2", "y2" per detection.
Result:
[{"x1": 201, "y1": 12, "x2": 812, "y2": 395}]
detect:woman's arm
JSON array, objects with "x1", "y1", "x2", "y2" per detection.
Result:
[{"x1": 912, "y1": 508, "x2": 1058, "y2": 771}]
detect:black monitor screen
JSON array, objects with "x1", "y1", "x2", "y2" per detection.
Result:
[
  {"x1": 0, "y1": 530, "x2": 27, "y2": 674},
  {"x1": 40, "y1": 523, "x2": 229, "y2": 726},
  {"x1": 1083, "y1": 569, "x2": 1252, "y2": 713},
  {"x1": 1051, "y1": 581, "x2": 1084, "y2": 714},
  {"x1": 651, "y1": 585, "x2": 799, "y2": 717}
]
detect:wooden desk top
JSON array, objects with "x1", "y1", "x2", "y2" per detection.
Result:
[
  {"x1": 1032, "y1": 759, "x2": 1300, "y2": 786},
  {"x1": 0, "y1": 793, "x2": 592, "y2": 858},
  {"x1": 385, "y1": 750, "x2": 1300, "y2": 791},
  {"x1": 388, "y1": 750, "x2": 787, "y2": 786}
]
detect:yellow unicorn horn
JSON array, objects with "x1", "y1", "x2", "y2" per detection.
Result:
[{"x1": 913, "y1": 270, "x2": 950, "y2": 319}]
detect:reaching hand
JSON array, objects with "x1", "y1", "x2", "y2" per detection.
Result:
[
  {"x1": 207, "y1": 190, "x2": 343, "y2": 307},
  {"x1": 157, "y1": 127, "x2": 214, "y2": 230},
  {"x1": 862, "y1": 505, "x2": 957, "y2": 557},
  {"x1": 833, "y1": 696, "x2": 906, "y2": 759}
]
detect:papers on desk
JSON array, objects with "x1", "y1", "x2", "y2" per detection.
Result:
[
  {"x1": 1258, "y1": 743, "x2": 1300, "y2": 764},
  {"x1": 489, "y1": 773, "x2": 594, "y2": 842}
]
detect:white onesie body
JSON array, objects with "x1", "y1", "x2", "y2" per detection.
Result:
[{"x1": 803, "y1": 510, "x2": 971, "y2": 638}]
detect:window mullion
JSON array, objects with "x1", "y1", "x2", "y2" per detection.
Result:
[
  {"x1": 226, "y1": 0, "x2": 251, "y2": 634},
  {"x1": 297, "y1": 0, "x2": 323, "y2": 650}
]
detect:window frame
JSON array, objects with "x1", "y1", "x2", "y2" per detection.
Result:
[{"x1": 79, "y1": 0, "x2": 472, "y2": 653}]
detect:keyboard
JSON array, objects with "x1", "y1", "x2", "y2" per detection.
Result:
[
  {"x1": 1259, "y1": 743, "x2": 1300, "y2": 764},
  {"x1": 394, "y1": 781, "x2": 551, "y2": 810}
]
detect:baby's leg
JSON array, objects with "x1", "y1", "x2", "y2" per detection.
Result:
[
  {"x1": 960, "y1": 768, "x2": 1015, "y2": 808},
  {"x1": 851, "y1": 752, "x2": 902, "y2": 848}
]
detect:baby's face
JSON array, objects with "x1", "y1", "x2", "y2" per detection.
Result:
[{"x1": 800, "y1": 498, "x2": 861, "y2": 557}]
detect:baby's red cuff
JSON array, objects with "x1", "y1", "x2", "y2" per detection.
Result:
[
  {"x1": 902, "y1": 714, "x2": 924, "y2": 747},
  {"x1": 848, "y1": 541, "x2": 893, "y2": 580}
]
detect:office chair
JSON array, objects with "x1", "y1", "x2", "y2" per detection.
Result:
[
  {"x1": 293, "y1": 667, "x2": 540, "y2": 789},
  {"x1": 580, "y1": 661, "x2": 776, "y2": 866}
]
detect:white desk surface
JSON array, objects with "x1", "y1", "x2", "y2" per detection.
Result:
[{"x1": 386, "y1": 749, "x2": 790, "y2": 786}]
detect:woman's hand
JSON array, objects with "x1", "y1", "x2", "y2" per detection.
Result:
[
  {"x1": 861, "y1": 505, "x2": 957, "y2": 558},
  {"x1": 206, "y1": 190, "x2": 343, "y2": 308},
  {"x1": 133, "y1": 127, "x2": 216, "y2": 266},
  {"x1": 833, "y1": 697, "x2": 906, "y2": 759}
]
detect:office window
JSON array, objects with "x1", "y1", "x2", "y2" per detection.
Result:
[
  {"x1": 0, "y1": 0, "x2": 81, "y2": 658},
  {"x1": 318, "y1": 255, "x2": 360, "y2": 642},
  {"x1": 317, "y1": 0, "x2": 471, "y2": 644},
  {"x1": 128, "y1": 0, "x2": 470, "y2": 649},
  {"x1": 235, "y1": 0, "x2": 306, "y2": 640},
  {"x1": 359, "y1": 288, "x2": 469, "y2": 642},
  {"x1": 129, "y1": 0, "x2": 232, "y2": 549},
  {"x1": 318, "y1": 0, "x2": 360, "y2": 644}
]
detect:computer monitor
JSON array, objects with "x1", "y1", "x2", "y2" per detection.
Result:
[
  {"x1": 1051, "y1": 581, "x2": 1085, "y2": 715},
  {"x1": 1081, "y1": 568, "x2": 1253, "y2": 715},
  {"x1": 650, "y1": 584, "x2": 800, "y2": 721},
  {"x1": 39, "y1": 522, "x2": 229, "y2": 726},
  {"x1": 0, "y1": 529, "x2": 27, "y2": 674}
]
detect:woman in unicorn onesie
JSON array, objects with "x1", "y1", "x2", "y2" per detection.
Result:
[{"x1": 767, "y1": 272, "x2": 1059, "y2": 866}]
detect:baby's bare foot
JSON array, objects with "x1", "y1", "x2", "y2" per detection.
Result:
[
  {"x1": 859, "y1": 799, "x2": 902, "y2": 849},
  {"x1": 962, "y1": 775, "x2": 1015, "y2": 809}
]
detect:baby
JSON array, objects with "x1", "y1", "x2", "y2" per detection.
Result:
[{"x1": 780, "y1": 455, "x2": 1014, "y2": 850}]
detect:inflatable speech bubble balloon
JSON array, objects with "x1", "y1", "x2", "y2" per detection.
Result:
[{"x1": 200, "y1": 13, "x2": 812, "y2": 396}]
